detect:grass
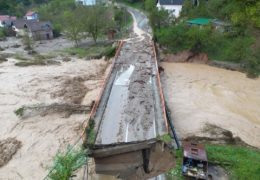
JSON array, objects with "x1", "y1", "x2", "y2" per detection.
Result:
[
  {"x1": 64, "y1": 44, "x2": 116, "y2": 59},
  {"x1": 14, "y1": 54, "x2": 30, "y2": 61},
  {"x1": 166, "y1": 149, "x2": 183, "y2": 180},
  {"x1": 157, "y1": 134, "x2": 172, "y2": 143},
  {"x1": 48, "y1": 146, "x2": 87, "y2": 180},
  {"x1": 206, "y1": 144, "x2": 260, "y2": 179},
  {"x1": 166, "y1": 144, "x2": 260, "y2": 180},
  {"x1": 85, "y1": 119, "x2": 96, "y2": 146}
]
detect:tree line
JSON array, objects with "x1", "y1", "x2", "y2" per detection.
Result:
[{"x1": 142, "y1": 0, "x2": 260, "y2": 78}]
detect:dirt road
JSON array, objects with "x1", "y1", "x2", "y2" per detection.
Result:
[{"x1": 161, "y1": 62, "x2": 260, "y2": 148}]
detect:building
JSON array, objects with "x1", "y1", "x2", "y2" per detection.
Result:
[
  {"x1": 25, "y1": 11, "x2": 39, "y2": 20},
  {"x1": 12, "y1": 20, "x2": 53, "y2": 40},
  {"x1": 0, "y1": 15, "x2": 16, "y2": 27},
  {"x1": 187, "y1": 18, "x2": 211, "y2": 26},
  {"x1": 156, "y1": 0, "x2": 183, "y2": 18},
  {"x1": 75, "y1": 0, "x2": 96, "y2": 6},
  {"x1": 187, "y1": 18, "x2": 231, "y2": 32}
]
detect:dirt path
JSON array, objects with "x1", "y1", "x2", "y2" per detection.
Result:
[
  {"x1": 161, "y1": 62, "x2": 260, "y2": 148},
  {"x1": 0, "y1": 57, "x2": 109, "y2": 179}
]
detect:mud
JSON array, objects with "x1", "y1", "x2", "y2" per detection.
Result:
[
  {"x1": 161, "y1": 62, "x2": 260, "y2": 148},
  {"x1": 161, "y1": 51, "x2": 209, "y2": 64},
  {"x1": 184, "y1": 124, "x2": 250, "y2": 146},
  {"x1": 0, "y1": 56, "x2": 109, "y2": 179},
  {"x1": 0, "y1": 138, "x2": 21, "y2": 167},
  {"x1": 51, "y1": 77, "x2": 89, "y2": 104},
  {"x1": 15, "y1": 103, "x2": 92, "y2": 119}
]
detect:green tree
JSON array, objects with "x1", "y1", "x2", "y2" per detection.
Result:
[
  {"x1": 62, "y1": 10, "x2": 85, "y2": 47},
  {"x1": 83, "y1": 5, "x2": 113, "y2": 43}
]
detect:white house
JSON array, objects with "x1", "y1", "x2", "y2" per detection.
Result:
[
  {"x1": 25, "y1": 11, "x2": 39, "y2": 20},
  {"x1": 75, "y1": 0, "x2": 96, "y2": 6},
  {"x1": 156, "y1": 0, "x2": 183, "y2": 18}
]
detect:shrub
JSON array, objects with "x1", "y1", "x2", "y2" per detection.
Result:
[{"x1": 48, "y1": 146, "x2": 87, "y2": 180}]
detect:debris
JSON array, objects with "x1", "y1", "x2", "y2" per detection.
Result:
[
  {"x1": 15, "y1": 103, "x2": 92, "y2": 119},
  {"x1": 0, "y1": 138, "x2": 21, "y2": 167}
]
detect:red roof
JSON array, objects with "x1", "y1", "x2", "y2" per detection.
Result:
[
  {"x1": 0, "y1": 15, "x2": 17, "y2": 21},
  {"x1": 183, "y1": 142, "x2": 208, "y2": 162},
  {"x1": 26, "y1": 11, "x2": 36, "y2": 16}
]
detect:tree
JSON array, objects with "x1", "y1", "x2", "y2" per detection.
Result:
[
  {"x1": 22, "y1": 30, "x2": 34, "y2": 51},
  {"x1": 62, "y1": 10, "x2": 85, "y2": 47},
  {"x1": 83, "y1": 5, "x2": 113, "y2": 43}
]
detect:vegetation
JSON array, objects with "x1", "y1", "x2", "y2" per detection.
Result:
[
  {"x1": 64, "y1": 43, "x2": 116, "y2": 59},
  {"x1": 166, "y1": 144, "x2": 260, "y2": 180},
  {"x1": 0, "y1": 28, "x2": 6, "y2": 39},
  {"x1": 85, "y1": 119, "x2": 95, "y2": 146},
  {"x1": 14, "y1": 54, "x2": 59, "y2": 67},
  {"x1": 143, "y1": 0, "x2": 260, "y2": 78},
  {"x1": 116, "y1": 0, "x2": 145, "y2": 11},
  {"x1": 207, "y1": 144, "x2": 260, "y2": 179},
  {"x1": 166, "y1": 149, "x2": 183, "y2": 179},
  {"x1": 48, "y1": 146, "x2": 87, "y2": 180},
  {"x1": 157, "y1": 134, "x2": 172, "y2": 143},
  {"x1": 22, "y1": 31, "x2": 35, "y2": 51},
  {"x1": 14, "y1": 107, "x2": 25, "y2": 117}
]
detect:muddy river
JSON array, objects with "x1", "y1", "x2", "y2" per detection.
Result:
[
  {"x1": 161, "y1": 62, "x2": 260, "y2": 148},
  {"x1": 0, "y1": 57, "x2": 108, "y2": 179}
]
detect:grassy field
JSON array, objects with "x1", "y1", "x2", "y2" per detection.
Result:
[
  {"x1": 166, "y1": 144, "x2": 260, "y2": 180},
  {"x1": 64, "y1": 43, "x2": 116, "y2": 59}
]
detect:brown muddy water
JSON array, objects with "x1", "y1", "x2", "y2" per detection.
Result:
[
  {"x1": 161, "y1": 62, "x2": 260, "y2": 148},
  {"x1": 0, "y1": 57, "x2": 108, "y2": 179}
]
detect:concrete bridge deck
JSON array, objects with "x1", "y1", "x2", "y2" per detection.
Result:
[{"x1": 84, "y1": 6, "x2": 175, "y2": 179}]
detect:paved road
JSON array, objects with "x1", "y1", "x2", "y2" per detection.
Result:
[{"x1": 93, "y1": 6, "x2": 167, "y2": 145}]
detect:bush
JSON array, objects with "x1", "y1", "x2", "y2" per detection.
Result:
[
  {"x1": 156, "y1": 24, "x2": 214, "y2": 54},
  {"x1": 0, "y1": 28, "x2": 6, "y2": 39},
  {"x1": 48, "y1": 146, "x2": 87, "y2": 180}
]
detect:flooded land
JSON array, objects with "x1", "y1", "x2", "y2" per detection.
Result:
[
  {"x1": 161, "y1": 62, "x2": 260, "y2": 148},
  {"x1": 0, "y1": 55, "x2": 109, "y2": 179}
]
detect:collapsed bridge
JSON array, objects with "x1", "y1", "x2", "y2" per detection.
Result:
[{"x1": 84, "y1": 36, "x2": 176, "y2": 179}]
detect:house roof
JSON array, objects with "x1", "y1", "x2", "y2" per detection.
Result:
[
  {"x1": 13, "y1": 19, "x2": 52, "y2": 32},
  {"x1": 0, "y1": 15, "x2": 16, "y2": 22},
  {"x1": 183, "y1": 142, "x2": 208, "y2": 162},
  {"x1": 187, "y1": 18, "x2": 211, "y2": 25},
  {"x1": 26, "y1": 11, "x2": 36, "y2": 16},
  {"x1": 158, "y1": 0, "x2": 183, "y2": 5}
]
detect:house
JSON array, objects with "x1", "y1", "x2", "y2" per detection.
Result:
[
  {"x1": 0, "y1": 15, "x2": 16, "y2": 27},
  {"x1": 156, "y1": 0, "x2": 183, "y2": 18},
  {"x1": 25, "y1": 11, "x2": 39, "y2": 20},
  {"x1": 12, "y1": 20, "x2": 53, "y2": 40},
  {"x1": 75, "y1": 0, "x2": 96, "y2": 6},
  {"x1": 187, "y1": 18, "x2": 231, "y2": 32}
]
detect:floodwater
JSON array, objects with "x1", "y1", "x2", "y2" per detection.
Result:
[
  {"x1": 0, "y1": 58, "x2": 108, "y2": 179},
  {"x1": 162, "y1": 62, "x2": 260, "y2": 148}
]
